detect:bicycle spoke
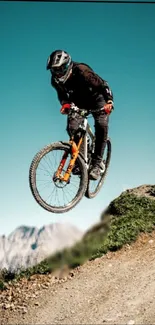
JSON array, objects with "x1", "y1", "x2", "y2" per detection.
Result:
[{"x1": 35, "y1": 147, "x2": 81, "y2": 208}]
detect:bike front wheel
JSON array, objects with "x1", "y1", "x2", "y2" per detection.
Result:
[{"x1": 29, "y1": 141, "x2": 88, "y2": 213}]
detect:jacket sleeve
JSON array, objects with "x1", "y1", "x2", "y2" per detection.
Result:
[
  {"x1": 79, "y1": 66, "x2": 114, "y2": 103},
  {"x1": 51, "y1": 78, "x2": 70, "y2": 105}
]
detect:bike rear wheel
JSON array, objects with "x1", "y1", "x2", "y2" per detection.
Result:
[
  {"x1": 85, "y1": 138, "x2": 111, "y2": 199},
  {"x1": 29, "y1": 141, "x2": 88, "y2": 213}
]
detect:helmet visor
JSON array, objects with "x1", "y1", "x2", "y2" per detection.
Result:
[{"x1": 51, "y1": 62, "x2": 69, "y2": 77}]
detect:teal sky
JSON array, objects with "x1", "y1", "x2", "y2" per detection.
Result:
[{"x1": 0, "y1": 1, "x2": 155, "y2": 236}]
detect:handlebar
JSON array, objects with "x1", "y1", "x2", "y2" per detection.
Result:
[{"x1": 70, "y1": 103, "x2": 104, "y2": 116}]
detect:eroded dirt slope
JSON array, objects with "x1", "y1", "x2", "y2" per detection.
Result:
[{"x1": 1, "y1": 231, "x2": 155, "y2": 325}]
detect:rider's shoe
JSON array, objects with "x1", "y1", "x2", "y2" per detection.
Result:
[{"x1": 89, "y1": 160, "x2": 105, "y2": 180}]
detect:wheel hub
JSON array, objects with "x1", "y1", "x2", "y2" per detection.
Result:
[{"x1": 53, "y1": 172, "x2": 70, "y2": 188}]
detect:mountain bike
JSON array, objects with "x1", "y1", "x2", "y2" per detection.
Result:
[{"x1": 29, "y1": 104, "x2": 111, "y2": 213}]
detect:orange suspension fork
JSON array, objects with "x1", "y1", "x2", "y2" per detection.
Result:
[
  {"x1": 55, "y1": 137, "x2": 83, "y2": 182},
  {"x1": 55, "y1": 150, "x2": 68, "y2": 178}
]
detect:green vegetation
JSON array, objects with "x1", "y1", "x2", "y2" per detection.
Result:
[{"x1": 1, "y1": 187, "x2": 155, "y2": 290}]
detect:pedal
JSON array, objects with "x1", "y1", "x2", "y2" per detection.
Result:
[{"x1": 72, "y1": 166, "x2": 81, "y2": 175}]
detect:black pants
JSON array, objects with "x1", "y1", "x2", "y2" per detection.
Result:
[{"x1": 66, "y1": 110, "x2": 109, "y2": 163}]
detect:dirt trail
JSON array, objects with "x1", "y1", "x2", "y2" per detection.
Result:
[{"x1": 1, "y1": 231, "x2": 155, "y2": 325}]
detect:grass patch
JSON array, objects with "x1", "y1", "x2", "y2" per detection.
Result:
[{"x1": 1, "y1": 191, "x2": 155, "y2": 289}]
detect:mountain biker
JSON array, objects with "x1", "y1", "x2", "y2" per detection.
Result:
[{"x1": 46, "y1": 50, "x2": 114, "y2": 180}]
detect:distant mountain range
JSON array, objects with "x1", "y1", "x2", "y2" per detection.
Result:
[{"x1": 0, "y1": 223, "x2": 83, "y2": 271}]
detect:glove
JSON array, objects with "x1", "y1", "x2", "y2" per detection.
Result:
[
  {"x1": 60, "y1": 103, "x2": 71, "y2": 115},
  {"x1": 104, "y1": 100, "x2": 114, "y2": 115}
]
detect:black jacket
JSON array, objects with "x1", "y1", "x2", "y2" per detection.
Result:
[{"x1": 51, "y1": 62, "x2": 114, "y2": 111}]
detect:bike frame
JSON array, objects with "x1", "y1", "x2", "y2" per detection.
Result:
[{"x1": 55, "y1": 113, "x2": 95, "y2": 182}]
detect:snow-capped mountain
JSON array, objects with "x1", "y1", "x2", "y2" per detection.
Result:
[{"x1": 0, "y1": 223, "x2": 83, "y2": 271}]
